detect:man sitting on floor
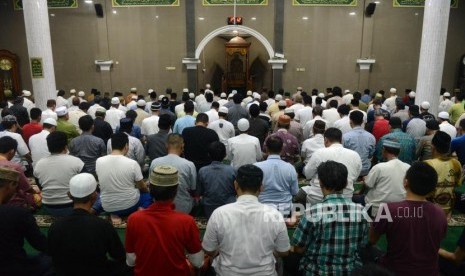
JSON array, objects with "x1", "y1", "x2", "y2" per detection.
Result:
[
  {"x1": 292, "y1": 161, "x2": 369, "y2": 275},
  {"x1": 126, "y1": 165, "x2": 204, "y2": 275},
  {"x1": 369, "y1": 161, "x2": 447, "y2": 275},
  {"x1": 48, "y1": 173, "x2": 127, "y2": 275},
  {"x1": 202, "y1": 164, "x2": 290, "y2": 275}
]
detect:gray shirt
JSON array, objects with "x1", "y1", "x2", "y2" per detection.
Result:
[
  {"x1": 146, "y1": 129, "x2": 169, "y2": 162},
  {"x1": 69, "y1": 133, "x2": 106, "y2": 174},
  {"x1": 150, "y1": 154, "x2": 197, "y2": 214},
  {"x1": 227, "y1": 104, "x2": 249, "y2": 127}
]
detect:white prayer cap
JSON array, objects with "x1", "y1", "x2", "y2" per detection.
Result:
[
  {"x1": 420, "y1": 101, "x2": 430, "y2": 110},
  {"x1": 246, "y1": 90, "x2": 252, "y2": 96},
  {"x1": 78, "y1": 91, "x2": 85, "y2": 97},
  {"x1": 56, "y1": 106, "x2": 68, "y2": 116},
  {"x1": 130, "y1": 87, "x2": 137, "y2": 92},
  {"x1": 438, "y1": 111, "x2": 449, "y2": 120},
  {"x1": 70, "y1": 89, "x2": 76, "y2": 94},
  {"x1": 148, "y1": 89, "x2": 154, "y2": 94},
  {"x1": 443, "y1": 92, "x2": 451, "y2": 97},
  {"x1": 111, "y1": 97, "x2": 120, "y2": 105},
  {"x1": 318, "y1": 93, "x2": 325, "y2": 98},
  {"x1": 275, "y1": 94, "x2": 283, "y2": 101},
  {"x1": 344, "y1": 89, "x2": 351, "y2": 94},
  {"x1": 131, "y1": 95, "x2": 137, "y2": 100},
  {"x1": 297, "y1": 87, "x2": 303, "y2": 91},
  {"x1": 219, "y1": 106, "x2": 228, "y2": 114},
  {"x1": 158, "y1": 95, "x2": 165, "y2": 101},
  {"x1": 183, "y1": 88, "x2": 189, "y2": 93},
  {"x1": 284, "y1": 108, "x2": 295, "y2": 114},
  {"x1": 22, "y1": 90, "x2": 31, "y2": 97},
  {"x1": 206, "y1": 84, "x2": 211, "y2": 89},
  {"x1": 69, "y1": 173, "x2": 97, "y2": 198},
  {"x1": 237, "y1": 118, "x2": 250, "y2": 132},
  {"x1": 220, "y1": 92, "x2": 227, "y2": 98},
  {"x1": 43, "y1": 118, "x2": 57, "y2": 126},
  {"x1": 189, "y1": 93, "x2": 195, "y2": 99},
  {"x1": 228, "y1": 93, "x2": 234, "y2": 99},
  {"x1": 232, "y1": 90, "x2": 237, "y2": 94},
  {"x1": 137, "y1": 99, "x2": 146, "y2": 107},
  {"x1": 390, "y1": 88, "x2": 397, "y2": 93},
  {"x1": 409, "y1": 91, "x2": 416, "y2": 98},
  {"x1": 253, "y1": 92, "x2": 260, "y2": 99},
  {"x1": 278, "y1": 100, "x2": 287, "y2": 107}
]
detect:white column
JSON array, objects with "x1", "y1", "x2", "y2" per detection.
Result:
[
  {"x1": 23, "y1": 0, "x2": 56, "y2": 110},
  {"x1": 415, "y1": 0, "x2": 450, "y2": 117}
]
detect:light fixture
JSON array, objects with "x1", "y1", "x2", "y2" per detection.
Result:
[
  {"x1": 84, "y1": 0, "x2": 93, "y2": 4},
  {"x1": 374, "y1": 1, "x2": 380, "y2": 4},
  {"x1": 414, "y1": 12, "x2": 419, "y2": 16},
  {"x1": 251, "y1": 17, "x2": 256, "y2": 21},
  {"x1": 198, "y1": 17, "x2": 205, "y2": 20},
  {"x1": 349, "y1": 12, "x2": 356, "y2": 15},
  {"x1": 302, "y1": 16, "x2": 309, "y2": 20},
  {"x1": 155, "y1": 15, "x2": 159, "y2": 19},
  {"x1": 112, "y1": 10, "x2": 117, "y2": 14}
]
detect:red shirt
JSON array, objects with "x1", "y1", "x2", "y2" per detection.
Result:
[
  {"x1": 372, "y1": 119, "x2": 390, "y2": 142},
  {"x1": 125, "y1": 202, "x2": 202, "y2": 276},
  {"x1": 22, "y1": 122, "x2": 42, "y2": 144}
]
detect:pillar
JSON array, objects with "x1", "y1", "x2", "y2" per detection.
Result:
[
  {"x1": 185, "y1": 0, "x2": 197, "y2": 93},
  {"x1": 415, "y1": 0, "x2": 451, "y2": 116},
  {"x1": 273, "y1": 0, "x2": 284, "y2": 91},
  {"x1": 23, "y1": 0, "x2": 56, "y2": 110}
]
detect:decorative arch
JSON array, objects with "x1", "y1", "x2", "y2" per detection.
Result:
[{"x1": 195, "y1": 25, "x2": 275, "y2": 60}]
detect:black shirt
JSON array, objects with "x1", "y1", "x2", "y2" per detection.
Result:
[
  {"x1": 0, "y1": 205, "x2": 47, "y2": 275},
  {"x1": 10, "y1": 104, "x2": 30, "y2": 127},
  {"x1": 182, "y1": 125, "x2": 219, "y2": 170},
  {"x1": 248, "y1": 117, "x2": 270, "y2": 147},
  {"x1": 146, "y1": 129, "x2": 169, "y2": 162},
  {"x1": 48, "y1": 208, "x2": 126, "y2": 276},
  {"x1": 93, "y1": 117, "x2": 113, "y2": 145}
]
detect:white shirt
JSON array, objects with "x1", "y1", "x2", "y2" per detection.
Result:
[
  {"x1": 365, "y1": 158, "x2": 409, "y2": 216},
  {"x1": 34, "y1": 154, "x2": 84, "y2": 205},
  {"x1": 342, "y1": 94, "x2": 354, "y2": 105},
  {"x1": 68, "y1": 109, "x2": 87, "y2": 134},
  {"x1": 107, "y1": 134, "x2": 145, "y2": 167},
  {"x1": 204, "y1": 109, "x2": 219, "y2": 123},
  {"x1": 301, "y1": 134, "x2": 325, "y2": 164},
  {"x1": 227, "y1": 134, "x2": 262, "y2": 170},
  {"x1": 56, "y1": 96, "x2": 68, "y2": 108},
  {"x1": 209, "y1": 119, "x2": 235, "y2": 147},
  {"x1": 29, "y1": 130, "x2": 51, "y2": 168},
  {"x1": 126, "y1": 101, "x2": 137, "y2": 110},
  {"x1": 0, "y1": 131, "x2": 29, "y2": 168},
  {"x1": 289, "y1": 103, "x2": 305, "y2": 113},
  {"x1": 174, "y1": 102, "x2": 185, "y2": 117},
  {"x1": 202, "y1": 195, "x2": 290, "y2": 276},
  {"x1": 22, "y1": 98, "x2": 35, "y2": 114},
  {"x1": 322, "y1": 108, "x2": 340, "y2": 128},
  {"x1": 439, "y1": 99, "x2": 454, "y2": 113},
  {"x1": 333, "y1": 116, "x2": 352, "y2": 134},
  {"x1": 295, "y1": 106, "x2": 313, "y2": 126},
  {"x1": 87, "y1": 103, "x2": 102, "y2": 119},
  {"x1": 67, "y1": 95, "x2": 76, "y2": 107},
  {"x1": 302, "y1": 116, "x2": 328, "y2": 140},
  {"x1": 195, "y1": 94, "x2": 206, "y2": 106},
  {"x1": 406, "y1": 118, "x2": 427, "y2": 139},
  {"x1": 140, "y1": 114, "x2": 160, "y2": 136},
  {"x1": 41, "y1": 109, "x2": 57, "y2": 124},
  {"x1": 265, "y1": 99, "x2": 275, "y2": 110},
  {"x1": 303, "y1": 143, "x2": 362, "y2": 204},
  {"x1": 105, "y1": 107, "x2": 126, "y2": 131},
  {"x1": 217, "y1": 99, "x2": 228, "y2": 106},
  {"x1": 96, "y1": 155, "x2": 143, "y2": 212},
  {"x1": 383, "y1": 96, "x2": 398, "y2": 114},
  {"x1": 439, "y1": 121, "x2": 457, "y2": 139}
]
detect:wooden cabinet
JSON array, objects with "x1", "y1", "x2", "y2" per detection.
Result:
[{"x1": 0, "y1": 49, "x2": 21, "y2": 102}]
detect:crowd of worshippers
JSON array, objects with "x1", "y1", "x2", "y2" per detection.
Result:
[{"x1": 0, "y1": 85, "x2": 465, "y2": 275}]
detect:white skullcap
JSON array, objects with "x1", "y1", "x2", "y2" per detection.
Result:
[
  {"x1": 420, "y1": 101, "x2": 430, "y2": 110},
  {"x1": 228, "y1": 93, "x2": 234, "y2": 99},
  {"x1": 43, "y1": 118, "x2": 57, "y2": 126},
  {"x1": 220, "y1": 92, "x2": 227, "y2": 98},
  {"x1": 130, "y1": 87, "x2": 137, "y2": 92},
  {"x1": 246, "y1": 90, "x2": 252, "y2": 96},
  {"x1": 443, "y1": 92, "x2": 451, "y2": 97},
  {"x1": 297, "y1": 87, "x2": 303, "y2": 91},
  {"x1": 409, "y1": 91, "x2": 416, "y2": 98},
  {"x1": 390, "y1": 88, "x2": 397, "y2": 93},
  {"x1": 111, "y1": 97, "x2": 120, "y2": 105},
  {"x1": 253, "y1": 92, "x2": 261, "y2": 99},
  {"x1": 70, "y1": 89, "x2": 76, "y2": 94},
  {"x1": 56, "y1": 106, "x2": 68, "y2": 116},
  {"x1": 275, "y1": 94, "x2": 283, "y2": 101},
  {"x1": 189, "y1": 93, "x2": 195, "y2": 99},
  {"x1": 232, "y1": 90, "x2": 237, "y2": 94},
  {"x1": 278, "y1": 100, "x2": 287, "y2": 107},
  {"x1": 69, "y1": 173, "x2": 97, "y2": 198},
  {"x1": 78, "y1": 91, "x2": 85, "y2": 97},
  {"x1": 438, "y1": 111, "x2": 449, "y2": 120},
  {"x1": 131, "y1": 95, "x2": 137, "y2": 100},
  {"x1": 206, "y1": 84, "x2": 211, "y2": 89},
  {"x1": 158, "y1": 95, "x2": 165, "y2": 101},
  {"x1": 137, "y1": 99, "x2": 146, "y2": 107},
  {"x1": 183, "y1": 88, "x2": 189, "y2": 93},
  {"x1": 284, "y1": 108, "x2": 295, "y2": 114},
  {"x1": 219, "y1": 106, "x2": 228, "y2": 114},
  {"x1": 318, "y1": 93, "x2": 325, "y2": 98},
  {"x1": 344, "y1": 89, "x2": 351, "y2": 94},
  {"x1": 148, "y1": 89, "x2": 154, "y2": 94},
  {"x1": 22, "y1": 90, "x2": 31, "y2": 97},
  {"x1": 237, "y1": 118, "x2": 250, "y2": 132}
]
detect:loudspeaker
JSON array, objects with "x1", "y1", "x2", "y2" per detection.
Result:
[
  {"x1": 94, "y1": 3, "x2": 104, "y2": 18},
  {"x1": 365, "y1": 3, "x2": 376, "y2": 16}
]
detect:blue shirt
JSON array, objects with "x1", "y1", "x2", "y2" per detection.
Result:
[
  {"x1": 451, "y1": 135, "x2": 465, "y2": 165},
  {"x1": 173, "y1": 115, "x2": 195, "y2": 134},
  {"x1": 255, "y1": 155, "x2": 299, "y2": 214},
  {"x1": 343, "y1": 127, "x2": 376, "y2": 176},
  {"x1": 361, "y1": 94, "x2": 371, "y2": 104},
  {"x1": 375, "y1": 129, "x2": 416, "y2": 164},
  {"x1": 198, "y1": 161, "x2": 236, "y2": 207}
]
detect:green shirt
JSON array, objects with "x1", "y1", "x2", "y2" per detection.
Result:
[
  {"x1": 57, "y1": 118, "x2": 79, "y2": 143},
  {"x1": 448, "y1": 101, "x2": 465, "y2": 125}
]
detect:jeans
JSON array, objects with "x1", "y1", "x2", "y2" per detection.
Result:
[
  {"x1": 110, "y1": 192, "x2": 152, "y2": 217},
  {"x1": 43, "y1": 204, "x2": 73, "y2": 217}
]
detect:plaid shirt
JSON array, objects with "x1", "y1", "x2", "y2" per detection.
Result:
[
  {"x1": 292, "y1": 194, "x2": 369, "y2": 275},
  {"x1": 375, "y1": 129, "x2": 416, "y2": 164}
]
